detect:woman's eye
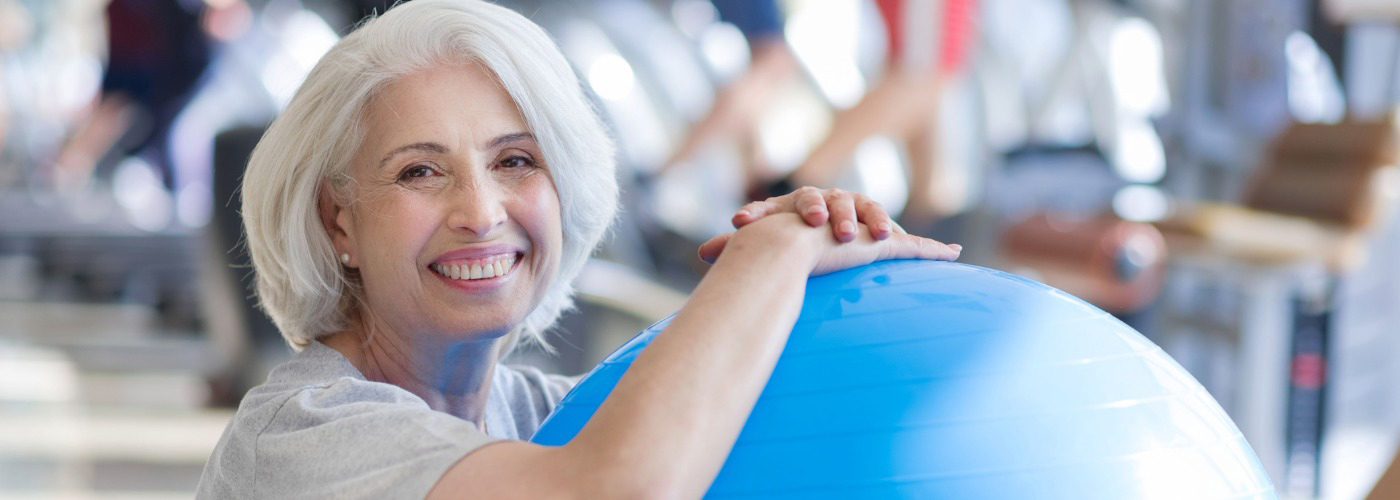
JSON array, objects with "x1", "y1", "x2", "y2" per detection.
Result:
[
  {"x1": 499, "y1": 156, "x2": 535, "y2": 169},
  {"x1": 400, "y1": 165, "x2": 436, "y2": 180}
]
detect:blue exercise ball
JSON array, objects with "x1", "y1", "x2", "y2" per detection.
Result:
[{"x1": 532, "y1": 260, "x2": 1275, "y2": 498}]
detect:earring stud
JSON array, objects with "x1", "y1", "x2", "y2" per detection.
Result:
[{"x1": 340, "y1": 253, "x2": 350, "y2": 265}]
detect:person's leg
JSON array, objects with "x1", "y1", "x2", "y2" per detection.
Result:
[
  {"x1": 52, "y1": 94, "x2": 139, "y2": 190},
  {"x1": 661, "y1": 40, "x2": 799, "y2": 175},
  {"x1": 900, "y1": 80, "x2": 944, "y2": 228},
  {"x1": 784, "y1": 67, "x2": 940, "y2": 188}
]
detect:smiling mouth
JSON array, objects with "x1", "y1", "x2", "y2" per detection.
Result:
[{"x1": 429, "y1": 253, "x2": 518, "y2": 280}]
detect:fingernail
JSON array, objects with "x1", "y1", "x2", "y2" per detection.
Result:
[
  {"x1": 948, "y1": 244, "x2": 963, "y2": 252},
  {"x1": 840, "y1": 221, "x2": 855, "y2": 234},
  {"x1": 736, "y1": 210, "x2": 750, "y2": 219},
  {"x1": 806, "y1": 206, "x2": 824, "y2": 215},
  {"x1": 877, "y1": 222, "x2": 891, "y2": 233}
]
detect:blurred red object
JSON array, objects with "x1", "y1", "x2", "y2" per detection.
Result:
[{"x1": 1000, "y1": 213, "x2": 1167, "y2": 314}]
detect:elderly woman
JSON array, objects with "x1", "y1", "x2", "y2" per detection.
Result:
[{"x1": 197, "y1": 0, "x2": 959, "y2": 497}]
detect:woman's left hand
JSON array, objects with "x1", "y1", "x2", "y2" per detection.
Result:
[{"x1": 730, "y1": 186, "x2": 902, "y2": 243}]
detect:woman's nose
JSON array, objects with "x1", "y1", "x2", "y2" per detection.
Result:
[{"x1": 447, "y1": 180, "x2": 507, "y2": 237}]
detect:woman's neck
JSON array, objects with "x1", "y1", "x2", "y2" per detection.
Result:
[{"x1": 322, "y1": 321, "x2": 500, "y2": 427}]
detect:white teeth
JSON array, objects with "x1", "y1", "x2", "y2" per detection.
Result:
[{"x1": 432, "y1": 254, "x2": 516, "y2": 281}]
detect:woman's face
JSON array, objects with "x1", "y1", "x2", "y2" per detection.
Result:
[{"x1": 328, "y1": 63, "x2": 562, "y2": 344}]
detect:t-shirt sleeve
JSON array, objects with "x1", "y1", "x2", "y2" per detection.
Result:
[
  {"x1": 495, "y1": 365, "x2": 580, "y2": 438},
  {"x1": 251, "y1": 378, "x2": 493, "y2": 499},
  {"x1": 540, "y1": 371, "x2": 581, "y2": 404}
]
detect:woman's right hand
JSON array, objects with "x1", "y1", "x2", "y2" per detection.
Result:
[
  {"x1": 698, "y1": 213, "x2": 961, "y2": 276},
  {"x1": 806, "y1": 216, "x2": 961, "y2": 275}
]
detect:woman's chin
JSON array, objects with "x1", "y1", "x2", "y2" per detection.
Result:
[{"x1": 431, "y1": 314, "x2": 522, "y2": 342}]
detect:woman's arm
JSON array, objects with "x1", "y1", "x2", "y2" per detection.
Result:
[{"x1": 430, "y1": 214, "x2": 958, "y2": 499}]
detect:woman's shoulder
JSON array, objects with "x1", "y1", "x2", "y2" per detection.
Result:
[
  {"x1": 198, "y1": 343, "x2": 488, "y2": 498},
  {"x1": 238, "y1": 342, "x2": 431, "y2": 426}
]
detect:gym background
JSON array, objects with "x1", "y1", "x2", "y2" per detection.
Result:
[{"x1": 0, "y1": 0, "x2": 1397, "y2": 498}]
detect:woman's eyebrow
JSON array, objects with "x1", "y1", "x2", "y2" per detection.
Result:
[
  {"x1": 379, "y1": 142, "x2": 448, "y2": 169},
  {"x1": 377, "y1": 133, "x2": 535, "y2": 169},
  {"x1": 487, "y1": 132, "x2": 535, "y2": 149}
]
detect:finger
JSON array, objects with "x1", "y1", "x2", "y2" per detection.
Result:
[
  {"x1": 697, "y1": 233, "x2": 734, "y2": 264},
  {"x1": 825, "y1": 189, "x2": 859, "y2": 243},
  {"x1": 732, "y1": 200, "x2": 780, "y2": 228},
  {"x1": 854, "y1": 195, "x2": 894, "y2": 240},
  {"x1": 793, "y1": 186, "x2": 828, "y2": 227},
  {"x1": 882, "y1": 234, "x2": 963, "y2": 262}
]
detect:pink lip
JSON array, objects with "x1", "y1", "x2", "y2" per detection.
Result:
[{"x1": 431, "y1": 245, "x2": 522, "y2": 264}]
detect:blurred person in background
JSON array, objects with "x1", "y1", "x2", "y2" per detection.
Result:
[
  {"x1": 660, "y1": 0, "x2": 800, "y2": 187},
  {"x1": 196, "y1": 0, "x2": 960, "y2": 497},
  {"x1": 762, "y1": 0, "x2": 979, "y2": 231},
  {"x1": 53, "y1": 0, "x2": 212, "y2": 191}
]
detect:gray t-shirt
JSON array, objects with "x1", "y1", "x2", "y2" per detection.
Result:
[{"x1": 196, "y1": 341, "x2": 576, "y2": 499}]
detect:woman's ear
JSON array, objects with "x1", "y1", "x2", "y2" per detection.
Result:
[{"x1": 318, "y1": 180, "x2": 355, "y2": 267}]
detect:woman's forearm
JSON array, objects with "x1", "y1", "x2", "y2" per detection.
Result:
[
  {"x1": 432, "y1": 214, "x2": 953, "y2": 498},
  {"x1": 564, "y1": 214, "x2": 821, "y2": 496}
]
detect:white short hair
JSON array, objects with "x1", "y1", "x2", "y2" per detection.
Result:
[{"x1": 242, "y1": 0, "x2": 618, "y2": 352}]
